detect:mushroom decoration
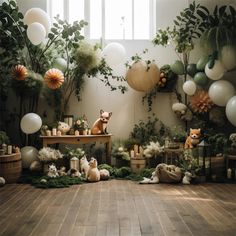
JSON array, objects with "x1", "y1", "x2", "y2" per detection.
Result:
[{"x1": 125, "y1": 61, "x2": 160, "y2": 92}]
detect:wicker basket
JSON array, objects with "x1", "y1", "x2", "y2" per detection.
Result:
[{"x1": 0, "y1": 153, "x2": 22, "y2": 183}]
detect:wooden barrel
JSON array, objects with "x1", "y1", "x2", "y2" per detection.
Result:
[
  {"x1": 130, "y1": 158, "x2": 146, "y2": 174},
  {"x1": 0, "y1": 153, "x2": 22, "y2": 183}
]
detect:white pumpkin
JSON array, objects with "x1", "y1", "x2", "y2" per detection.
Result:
[{"x1": 125, "y1": 61, "x2": 160, "y2": 92}]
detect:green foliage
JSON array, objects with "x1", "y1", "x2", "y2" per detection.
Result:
[
  {"x1": 64, "y1": 146, "x2": 85, "y2": 159},
  {"x1": 200, "y1": 5, "x2": 236, "y2": 52},
  {"x1": 153, "y1": 2, "x2": 207, "y2": 54},
  {"x1": 170, "y1": 126, "x2": 187, "y2": 142},
  {"x1": 208, "y1": 133, "x2": 228, "y2": 156},
  {"x1": 129, "y1": 115, "x2": 169, "y2": 146},
  {"x1": 0, "y1": 1, "x2": 127, "y2": 123},
  {"x1": 98, "y1": 164, "x2": 115, "y2": 175},
  {"x1": 114, "y1": 167, "x2": 132, "y2": 178},
  {"x1": 19, "y1": 174, "x2": 84, "y2": 188},
  {"x1": 89, "y1": 58, "x2": 127, "y2": 94},
  {"x1": 180, "y1": 149, "x2": 201, "y2": 175},
  {"x1": 111, "y1": 140, "x2": 130, "y2": 161},
  {"x1": 0, "y1": 131, "x2": 10, "y2": 146},
  {"x1": 140, "y1": 168, "x2": 155, "y2": 178}
]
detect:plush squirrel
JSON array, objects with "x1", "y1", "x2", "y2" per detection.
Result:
[
  {"x1": 80, "y1": 156, "x2": 90, "y2": 178},
  {"x1": 91, "y1": 109, "x2": 112, "y2": 135},
  {"x1": 182, "y1": 171, "x2": 192, "y2": 184},
  {"x1": 184, "y1": 128, "x2": 201, "y2": 149},
  {"x1": 87, "y1": 158, "x2": 100, "y2": 182}
]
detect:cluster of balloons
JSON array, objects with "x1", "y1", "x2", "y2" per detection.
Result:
[
  {"x1": 20, "y1": 113, "x2": 42, "y2": 168},
  {"x1": 24, "y1": 8, "x2": 51, "y2": 45},
  {"x1": 180, "y1": 45, "x2": 236, "y2": 127}
]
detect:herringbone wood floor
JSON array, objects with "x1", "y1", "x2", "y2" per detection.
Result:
[{"x1": 0, "y1": 180, "x2": 236, "y2": 236}]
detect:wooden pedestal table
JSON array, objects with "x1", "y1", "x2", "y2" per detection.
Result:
[{"x1": 41, "y1": 134, "x2": 112, "y2": 164}]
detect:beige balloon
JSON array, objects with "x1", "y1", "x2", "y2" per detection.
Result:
[{"x1": 126, "y1": 61, "x2": 160, "y2": 92}]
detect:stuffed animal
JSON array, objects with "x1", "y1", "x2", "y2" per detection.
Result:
[
  {"x1": 182, "y1": 171, "x2": 192, "y2": 184},
  {"x1": 57, "y1": 121, "x2": 70, "y2": 135},
  {"x1": 58, "y1": 166, "x2": 67, "y2": 176},
  {"x1": 0, "y1": 177, "x2": 6, "y2": 187},
  {"x1": 99, "y1": 169, "x2": 110, "y2": 180},
  {"x1": 184, "y1": 128, "x2": 201, "y2": 149},
  {"x1": 172, "y1": 102, "x2": 192, "y2": 121},
  {"x1": 229, "y1": 133, "x2": 236, "y2": 148},
  {"x1": 87, "y1": 158, "x2": 100, "y2": 182},
  {"x1": 139, "y1": 171, "x2": 159, "y2": 184},
  {"x1": 40, "y1": 125, "x2": 49, "y2": 136},
  {"x1": 67, "y1": 169, "x2": 81, "y2": 177},
  {"x1": 80, "y1": 156, "x2": 90, "y2": 178},
  {"x1": 91, "y1": 109, "x2": 112, "y2": 135},
  {"x1": 47, "y1": 164, "x2": 59, "y2": 178}
]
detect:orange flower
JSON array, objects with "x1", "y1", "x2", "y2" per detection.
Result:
[
  {"x1": 44, "y1": 68, "x2": 64, "y2": 89},
  {"x1": 190, "y1": 90, "x2": 214, "y2": 113},
  {"x1": 12, "y1": 65, "x2": 28, "y2": 81}
]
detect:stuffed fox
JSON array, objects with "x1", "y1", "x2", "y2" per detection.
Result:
[
  {"x1": 91, "y1": 109, "x2": 112, "y2": 135},
  {"x1": 184, "y1": 128, "x2": 201, "y2": 149}
]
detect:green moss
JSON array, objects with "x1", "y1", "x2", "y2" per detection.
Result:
[
  {"x1": 19, "y1": 174, "x2": 85, "y2": 189},
  {"x1": 19, "y1": 166, "x2": 156, "y2": 188}
]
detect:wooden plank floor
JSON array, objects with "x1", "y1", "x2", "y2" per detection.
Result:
[{"x1": 0, "y1": 180, "x2": 236, "y2": 236}]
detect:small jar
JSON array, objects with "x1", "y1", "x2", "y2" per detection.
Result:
[
  {"x1": 7, "y1": 145, "x2": 12, "y2": 155},
  {"x1": 52, "y1": 128, "x2": 57, "y2": 136},
  {"x1": 46, "y1": 130, "x2": 51, "y2": 136},
  {"x1": 75, "y1": 130, "x2": 80, "y2": 136}
]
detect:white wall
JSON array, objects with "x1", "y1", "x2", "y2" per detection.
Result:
[{"x1": 16, "y1": 0, "x2": 234, "y2": 140}]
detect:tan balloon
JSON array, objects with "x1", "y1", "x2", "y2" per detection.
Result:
[{"x1": 126, "y1": 61, "x2": 160, "y2": 92}]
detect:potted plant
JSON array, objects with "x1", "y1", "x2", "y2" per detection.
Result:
[
  {"x1": 38, "y1": 147, "x2": 63, "y2": 173},
  {"x1": 74, "y1": 115, "x2": 89, "y2": 134},
  {"x1": 143, "y1": 141, "x2": 164, "y2": 168}
]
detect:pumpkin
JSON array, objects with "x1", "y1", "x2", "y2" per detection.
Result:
[{"x1": 125, "y1": 61, "x2": 160, "y2": 92}]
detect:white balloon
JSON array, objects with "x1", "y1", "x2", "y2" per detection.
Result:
[
  {"x1": 53, "y1": 58, "x2": 67, "y2": 72},
  {"x1": 27, "y1": 22, "x2": 46, "y2": 45},
  {"x1": 221, "y1": 45, "x2": 236, "y2": 71},
  {"x1": 24, "y1": 8, "x2": 51, "y2": 35},
  {"x1": 208, "y1": 80, "x2": 235, "y2": 107},
  {"x1": 226, "y1": 96, "x2": 236, "y2": 126},
  {"x1": 102, "y1": 42, "x2": 126, "y2": 67},
  {"x1": 21, "y1": 146, "x2": 38, "y2": 169},
  {"x1": 205, "y1": 60, "x2": 226, "y2": 80},
  {"x1": 20, "y1": 113, "x2": 42, "y2": 134},
  {"x1": 183, "y1": 80, "x2": 196, "y2": 96}
]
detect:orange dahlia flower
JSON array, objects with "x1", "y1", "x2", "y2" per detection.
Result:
[
  {"x1": 12, "y1": 65, "x2": 28, "y2": 81},
  {"x1": 190, "y1": 90, "x2": 214, "y2": 114},
  {"x1": 44, "y1": 68, "x2": 64, "y2": 89}
]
